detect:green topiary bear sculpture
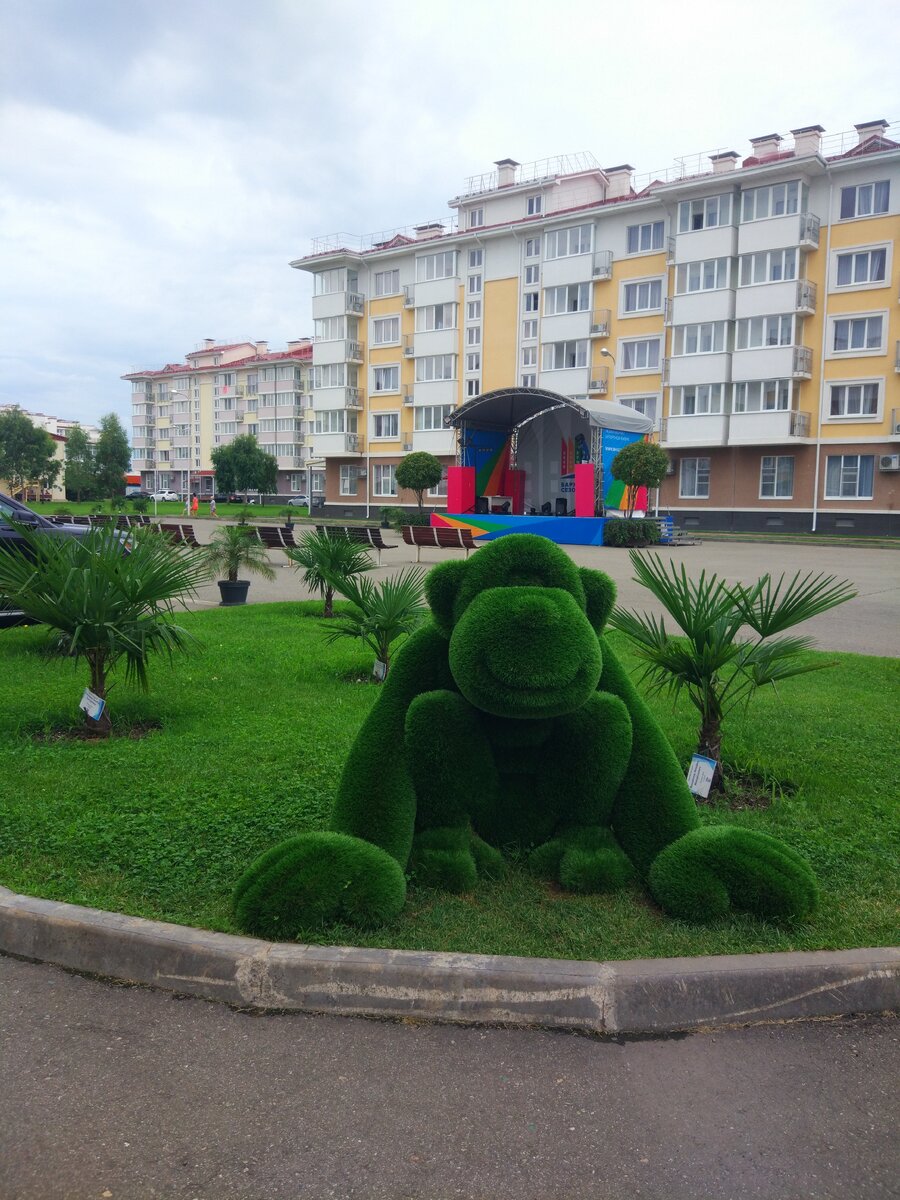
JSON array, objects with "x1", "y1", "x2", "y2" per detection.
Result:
[{"x1": 234, "y1": 534, "x2": 817, "y2": 937}]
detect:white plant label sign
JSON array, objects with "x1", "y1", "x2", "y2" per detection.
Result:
[
  {"x1": 686, "y1": 754, "x2": 716, "y2": 797},
  {"x1": 372, "y1": 660, "x2": 387, "y2": 681},
  {"x1": 79, "y1": 688, "x2": 106, "y2": 721}
]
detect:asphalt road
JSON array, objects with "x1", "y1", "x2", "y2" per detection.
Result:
[
  {"x1": 2, "y1": 955, "x2": 897, "y2": 1200},
  {"x1": 183, "y1": 520, "x2": 900, "y2": 657}
]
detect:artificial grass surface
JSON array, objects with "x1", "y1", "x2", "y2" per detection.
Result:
[{"x1": 0, "y1": 602, "x2": 897, "y2": 960}]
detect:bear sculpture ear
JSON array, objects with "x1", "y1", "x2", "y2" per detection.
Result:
[
  {"x1": 579, "y1": 567, "x2": 616, "y2": 634},
  {"x1": 425, "y1": 558, "x2": 469, "y2": 636}
]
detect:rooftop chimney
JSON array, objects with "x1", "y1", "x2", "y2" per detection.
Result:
[
  {"x1": 709, "y1": 151, "x2": 740, "y2": 174},
  {"x1": 604, "y1": 164, "x2": 633, "y2": 200},
  {"x1": 494, "y1": 158, "x2": 520, "y2": 187},
  {"x1": 855, "y1": 119, "x2": 889, "y2": 144},
  {"x1": 255, "y1": 340, "x2": 268, "y2": 355},
  {"x1": 287, "y1": 339, "x2": 311, "y2": 351},
  {"x1": 749, "y1": 133, "x2": 783, "y2": 159},
  {"x1": 203, "y1": 338, "x2": 216, "y2": 348},
  {"x1": 791, "y1": 125, "x2": 825, "y2": 157},
  {"x1": 414, "y1": 222, "x2": 445, "y2": 241}
]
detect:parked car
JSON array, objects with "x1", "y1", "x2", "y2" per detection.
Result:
[
  {"x1": 213, "y1": 493, "x2": 257, "y2": 504},
  {"x1": 286, "y1": 494, "x2": 309, "y2": 507},
  {"x1": 149, "y1": 490, "x2": 180, "y2": 502},
  {"x1": 0, "y1": 492, "x2": 107, "y2": 628}
]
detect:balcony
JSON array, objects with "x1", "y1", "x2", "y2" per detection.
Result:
[
  {"x1": 661, "y1": 413, "x2": 729, "y2": 447},
  {"x1": 799, "y1": 213, "x2": 820, "y2": 248},
  {"x1": 737, "y1": 212, "x2": 820, "y2": 255},
  {"x1": 402, "y1": 439, "x2": 414, "y2": 452},
  {"x1": 403, "y1": 285, "x2": 415, "y2": 308},
  {"x1": 403, "y1": 335, "x2": 415, "y2": 358},
  {"x1": 589, "y1": 309, "x2": 611, "y2": 337},
  {"x1": 345, "y1": 292, "x2": 365, "y2": 314},
  {"x1": 311, "y1": 289, "x2": 366, "y2": 320},
  {"x1": 347, "y1": 340, "x2": 364, "y2": 363},
  {"x1": 587, "y1": 366, "x2": 610, "y2": 395},
  {"x1": 731, "y1": 345, "x2": 813, "y2": 382},
  {"x1": 312, "y1": 386, "x2": 363, "y2": 410},
  {"x1": 403, "y1": 387, "x2": 415, "y2": 406},
  {"x1": 313, "y1": 432, "x2": 363, "y2": 457},
  {"x1": 729, "y1": 408, "x2": 811, "y2": 445},
  {"x1": 214, "y1": 385, "x2": 244, "y2": 398},
  {"x1": 666, "y1": 236, "x2": 675, "y2": 265},
  {"x1": 796, "y1": 279, "x2": 817, "y2": 314},
  {"x1": 592, "y1": 250, "x2": 613, "y2": 280},
  {"x1": 895, "y1": 341, "x2": 900, "y2": 372},
  {"x1": 412, "y1": 427, "x2": 456, "y2": 455}
]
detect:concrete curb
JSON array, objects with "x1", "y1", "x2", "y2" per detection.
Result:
[{"x1": 1, "y1": 886, "x2": 897, "y2": 1034}]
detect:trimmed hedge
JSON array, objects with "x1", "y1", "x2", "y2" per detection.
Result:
[{"x1": 603, "y1": 518, "x2": 662, "y2": 548}]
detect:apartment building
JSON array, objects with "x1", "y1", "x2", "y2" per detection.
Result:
[
  {"x1": 293, "y1": 119, "x2": 899, "y2": 533},
  {"x1": 0, "y1": 405, "x2": 99, "y2": 500},
  {"x1": 123, "y1": 339, "x2": 315, "y2": 497}
]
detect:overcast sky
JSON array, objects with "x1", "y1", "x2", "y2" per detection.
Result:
[{"x1": 1, "y1": 0, "x2": 897, "y2": 430}]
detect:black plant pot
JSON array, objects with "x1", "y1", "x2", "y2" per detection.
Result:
[{"x1": 218, "y1": 579, "x2": 251, "y2": 606}]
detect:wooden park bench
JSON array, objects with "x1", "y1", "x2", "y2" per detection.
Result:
[
  {"x1": 158, "y1": 523, "x2": 201, "y2": 548},
  {"x1": 250, "y1": 524, "x2": 298, "y2": 550},
  {"x1": 315, "y1": 524, "x2": 396, "y2": 565},
  {"x1": 401, "y1": 524, "x2": 479, "y2": 561}
]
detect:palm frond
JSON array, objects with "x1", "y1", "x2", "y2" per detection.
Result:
[{"x1": 736, "y1": 570, "x2": 856, "y2": 636}]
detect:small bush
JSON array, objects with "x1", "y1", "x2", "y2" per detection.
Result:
[
  {"x1": 603, "y1": 518, "x2": 661, "y2": 548},
  {"x1": 53, "y1": 506, "x2": 72, "y2": 517},
  {"x1": 391, "y1": 510, "x2": 431, "y2": 529},
  {"x1": 130, "y1": 497, "x2": 149, "y2": 514}
]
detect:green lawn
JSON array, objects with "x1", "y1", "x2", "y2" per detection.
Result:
[
  {"x1": 31, "y1": 500, "x2": 310, "y2": 521},
  {"x1": 0, "y1": 604, "x2": 897, "y2": 961}
]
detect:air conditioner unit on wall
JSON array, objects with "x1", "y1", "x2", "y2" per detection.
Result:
[
  {"x1": 878, "y1": 454, "x2": 900, "y2": 471},
  {"x1": 893, "y1": 420, "x2": 900, "y2": 436},
  {"x1": 665, "y1": 459, "x2": 676, "y2": 476}
]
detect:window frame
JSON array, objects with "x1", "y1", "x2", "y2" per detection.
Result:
[
  {"x1": 672, "y1": 322, "x2": 728, "y2": 356},
  {"x1": 541, "y1": 339, "x2": 589, "y2": 371},
  {"x1": 831, "y1": 244, "x2": 890, "y2": 291},
  {"x1": 839, "y1": 180, "x2": 890, "y2": 221},
  {"x1": 733, "y1": 380, "x2": 792, "y2": 413},
  {"x1": 675, "y1": 257, "x2": 730, "y2": 294},
  {"x1": 826, "y1": 379, "x2": 882, "y2": 421},
  {"x1": 671, "y1": 384, "x2": 724, "y2": 416},
  {"x1": 625, "y1": 220, "x2": 665, "y2": 254},
  {"x1": 415, "y1": 354, "x2": 457, "y2": 383},
  {"x1": 373, "y1": 463, "x2": 398, "y2": 497},
  {"x1": 414, "y1": 404, "x2": 453, "y2": 432},
  {"x1": 621, "y1": 276, "x2": 664, "y2": 316},
  {"x1": 824, "y1": 454, "x2": 875, "y2": 500},
  {"x1": 679, "y1": 457, "x2": 711, "y2": 499},
  {"x1": 828, "y1": 312, "x2": 886, "y2": 357},
  {"x1": 373, "y1": 269, "x2": 400, "y2": 298},
  {"x1": 371, "y1": 412, "x2": 400, "y2": 440},
  {"x1": 372, "y1": 364, "x2": 400, "y2": 393},
  {"x1": 339, "y1": 464, "x2": 358, "y2": 495},
  {"x1": 734, "y1": 314, "x2": 795, "y2": 351},
  {"x1": 526, "y1": 194, "x2": 543, "y2": 216},
  {"x1": 544, "y1": 282, "x2": 591, "y2": 316},
  {"x1": 372, "y1": 315, "x2": 400, "y2": 346},
  {"x1": 468, "y1": 208, "x2": 484, "y2": 229},
  {"x1": 619, "y1": 337, "x2": 661, "y2": 373},
  {"x1": 740, "y1": 180, "x2": 803, "y2": 223},
  {"x1": 544, "y1": 223, "x2": 593, "y2": 260},
  {"x1": 677, "y1": 193, "x2": 732, "y2": 233},
  {"x1": 416, "y1": 250, "x2": 457, "y2": 282}
]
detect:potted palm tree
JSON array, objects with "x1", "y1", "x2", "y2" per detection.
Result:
[{"x1": 203, "y1": 524, "x2": 276, "y2": 606}]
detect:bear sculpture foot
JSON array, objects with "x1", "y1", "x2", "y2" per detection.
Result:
[
  {"x1": 528, "y1": 826, "x2": 635, "y2": 893},
  {"x1": 409, "y1": 826, "x2": 507, "y2": 891}
]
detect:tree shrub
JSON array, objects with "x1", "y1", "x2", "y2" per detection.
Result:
[{"x1": 603, "y1": 518, "x2": 661, "y2": 548}]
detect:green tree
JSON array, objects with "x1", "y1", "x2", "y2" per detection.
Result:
[
  {"x1": 395, "y1": 452, "x2": 443, "y2": 513},
  {"x1": 609, "y1": 551, "x2": 856, "y2": 792},
  {"x1": 211, "y1": 434, "x2": 278, "y2": 500},
  {"x1": 285, "y1": 529, "x2": 374, "y2": 617},
  {"x1": 0, "y1": 408, "x2": 61, "y2": 498},
  {"x1": 322, "y1": 565, "x2": 428, "y2": 678},
  {"x1": 202, "y1": 524, "x2": 277, "y2": 584},
  {"x1": 0, "y1": 525, "x2": 210, "y2": 736},
  {"x1": 610, "y1": 440, "x2": 670, "y2": 519},
  {"x1": 93, "y1": 413, "x2": 131, "y2": 500},
  {"x1": 64, "y1": 424, "x2": 97, "y2": 501}
]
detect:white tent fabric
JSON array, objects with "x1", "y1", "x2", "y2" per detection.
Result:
[{"x1": 446, "y1": 387, "x2": 653, "y2": 435}]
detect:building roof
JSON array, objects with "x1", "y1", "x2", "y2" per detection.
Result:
[
  {"x1": 446, "y1": 388, "x2": 653, "y2": 435},
  {"x1": 122, "y1": 343, "x2": 312, "y2": 381}
]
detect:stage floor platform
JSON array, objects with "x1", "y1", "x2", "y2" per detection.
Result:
[{"x1": 433, "y1": 512, "x2": 608, "y2": 546}]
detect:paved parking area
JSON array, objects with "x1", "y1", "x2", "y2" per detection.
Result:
[{"x1": 184, "y1": 520, "x2": 900, "y2": 657}]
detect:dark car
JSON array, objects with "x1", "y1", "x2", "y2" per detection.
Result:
[{"x1": 0, "y1": 492, "x2": 115, "y2": 629}]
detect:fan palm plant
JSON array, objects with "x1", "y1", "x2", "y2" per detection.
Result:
[
  {"x1": 285, "y1": 529, "x2": 374, "y2": 617},
  {"x1": 0, "y1": 524, "x2": 211, "y2": 735},
  {"x1": 321, "y1": 565, "x2": 428, "y2": 678},
  {"x1": 609, "y1": 551, "x2": 856, "y2": 792},
  {"x1": 203, "y1": 524, "x2": 276, "y2": 605}
]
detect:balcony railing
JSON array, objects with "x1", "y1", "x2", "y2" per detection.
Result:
[
  {"x1": 891, "y1": 408, "x2": 900, "y2": 436},
  {"x1": 792, "y1": 346, "x2": 813, "y2": 378},
  {"x1": 894, "y1": 342, "x2": 900, "y2": 373},
  {"x1": 592, "y1": 250, "x2": 613, "y2": 280},
  {"x1": 798, "y1": 213, "x2": 820, "y2": 248},
  {"x1": 214, "y1": 385, "x2": 244, "y2": 397},
  {"x1": 345, "y1": 292, "x2": 365, "y2": 314},
  {"x1": 403, "y1": 387, "x2": 415, "y2": 405},
  {"x1": 663, "y1": 297, "x2": 673, "y2": 326},
  {"x1": 795, "y1": 279, "x2": 817, "y2": 313},
  {"x1": 403, "y1": 285, "x2": 415, "y2": 308},
  {"x1": 346, "y1": 340, "x2": 364, "y2": 363},
  {"x1": 661, "y1": 358, "x2": 670, "y2": 385},
  {"x1": 790, "y1": 409, "x2": 811, "y2": 437},
  {"x1": 666, "y1": 236, "x2": 675, "y2": 264},
  {"x1": 589, "y1": 309, "x2": 611, "y2": 337},
  {"x1": 587, "y1": 365, "x2": 610, "y2": 394},
  {"x1": 403, "y1": 335, "x2": 415, "y2": 358}
]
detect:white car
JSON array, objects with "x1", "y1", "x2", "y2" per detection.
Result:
[
  {"x1": 286, "y1": 495, "x2": 309, "y2": 507},
  {"x1": 149, "y1": 490, "x2": 180, "y2": 502}
]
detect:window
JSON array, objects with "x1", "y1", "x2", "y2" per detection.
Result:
[
  {"x1": 373, "y1": 316, "x2": 400, "y2": 345},
  {"x1": 428, "y1": 472, "x2": 448, "y2": 498},
  {"x1": 521, "y1": 373, "x2": 537, "y2": 387},
  {"x1": 675, "y1": 257, "x2": 729, "y2": 293},
  {"x1": 832, "y1": 315, "x2": 884, "y2": 353},
  {"x1": 469, "y1": 208, "x2": 484, "y2": 229},
  {"x1": 339, "y1": 465, "x2": 357, "y2": 494},
  {"x1": 739, "y1": 248, "x2": 798, "y2": 286},
  {"x1": 289, "y1": 474, "x2": 304, "y2": 492},
  {"x1": 416, "y1": 303, "x2": 457, "y2": 331},
  {"x1": 465, "y1": 378, "x2": 480, "y2": 397},
  {"x1": 545, "y1": 224, "x2": 592, "y2": 259},
  {"x1": 829, "y1": 382, "x2": 879, "y2": 418},
  {"x1": 466, "y1": 300, "x2": 481, "y2": 321},
  {"x1": 680, "y1": 457, "x2": 710, "y2": 498},
  {"x1": 257, "y1": 419, "x2": 276, "y2": 432},
  {"x1": 373, "y1": 365, "x2": 399, "y2": 392},
  {"x1": 314, "y1": 268, "x2": 346, "y2": 295},
  {"x1": 678, "y1": 193, "x2": 732, "y2": 232},
  {"x1": 526, "y1": 194, "x2": 543, "y2": 215},
  {"x1": 466, "y1": 326, "x2": 481, "y2": 346},
  {"x1": 825, "y1": 454, "x2": 874, "y2": 498},
  {"x1": 622, "y1": 278, "x2": 663, "y2": 313},
  {"x1": 735, "y1": 315, "x2": 794, "y2": 349},
  {"x1": 741, "y1": 181, "x2": 802, "y2": 222},
  {"x1": 760, "y1": 456, "x2": 794, "y2": 499},
  {"x1": 544, "y1": 283, "x2": 591, "y2": 315},
  {"x1": 672, "y1": 322, "x2": 727, "y2": 355},
  {"x1": 374, "y1": 269, "x2": 400, "y2": 297},
  {"x1": 275, "y1": 418, "x2": 297, "y2": 431},
  {"x1": 835, "y1": 247, "x2": 887, "y2": 287},
  {"x1": 671, "y1": 384, "x2": 724, "y2": 415},
  {"x1": 465, "y1": 352, "x2": 481, "y2": 372},
  {"x1": 524, "y1": 291, "x2": 539, "y2": 312},
  {"x1": 522, "y1": 346, "x2": 537, "y2": 367},
  {"x1": 414, "y1": 404, "x2": 453, "y2": 431},
  {"x1": 315, "y1": 410, "x2": 349, "y2": 434},
  {"x1": 468, "y1": 248, "x2": 483, "y2": 268},
  {"x1": 840, "y1": 181, "x2": 890, "y2": 220},
  {"x1": 626, "y1": 221, "x2": 665, "y2": 253},
  {"x1": 372, "y1": 413, "x2": 399, "y2": 439},
  {"x1": 524, "y1": 264, "x2": 540, "y2": 285},
  {"x1": 416, "y1": 354, "x2": 456, "y2": 381},
  {"x1": 310, "y1": 471, "x2": 325, "y2": 493},
  {"x1": 373, "y1": 464, "x2": 397, "y2": 496},
  {"x1": 618, "y1": 395, "x2": 657, "y2": 421},
  {"x1": 524, "y1": 237, "x2": 541, "y2": 257},
  {"x1": 313, "y1": 363, "x2": 349, "y2": 389},
  {"x1": 621, "y1": 338, "x2": 661, "y2": 371},
  {"x1": 733, "y1": 380, "x2": 791, "y2": 412},
  {"x1": 468, "y1": 274, "x2": 482, "y2": 294},
  {"x1": 416, "y1": 251, "x2": 456, "y2": 281},
  {"x1": 175, "y1": 446, "x2": 191, "y2": 459},
  {"x1": 522, "y1": 318, "x2": 537, "y2": 339},
  {"x1": 541, "y1": 340, "x2": 588, "y2": 370}
]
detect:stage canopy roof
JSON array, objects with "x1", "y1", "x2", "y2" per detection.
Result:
[{"x1": 445, "y1": 387, "x2": 653, "y2": 435}]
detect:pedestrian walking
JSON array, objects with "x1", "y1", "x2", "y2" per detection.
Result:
[
  {"x1": 209, "y1": 497, "x2": 217, "y2": 518},
  {"x1": 183, "y1": 496, "x2": 191, "y2": 516},
  {"x1": 191, "y1": 495, "x2": 199, "y2": 516}
]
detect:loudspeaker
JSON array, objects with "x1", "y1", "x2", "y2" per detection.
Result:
[
  {"x1": 540, "y1": 502, "x2": 552, "y2": 515},
  {"x1": 475, "y1": 496, "x2": 489, "y2": 514},
  {"x1": 555, "y1": 498, "x2": 568, "y2": 516}
]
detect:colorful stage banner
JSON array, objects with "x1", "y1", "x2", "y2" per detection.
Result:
[{"x1": 601, "y1": 429, "x2": 648, "y2": 515}]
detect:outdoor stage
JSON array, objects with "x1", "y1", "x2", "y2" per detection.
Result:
[{"x1": 433, "y1": 512, "x2": 608, "y2": 546}]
